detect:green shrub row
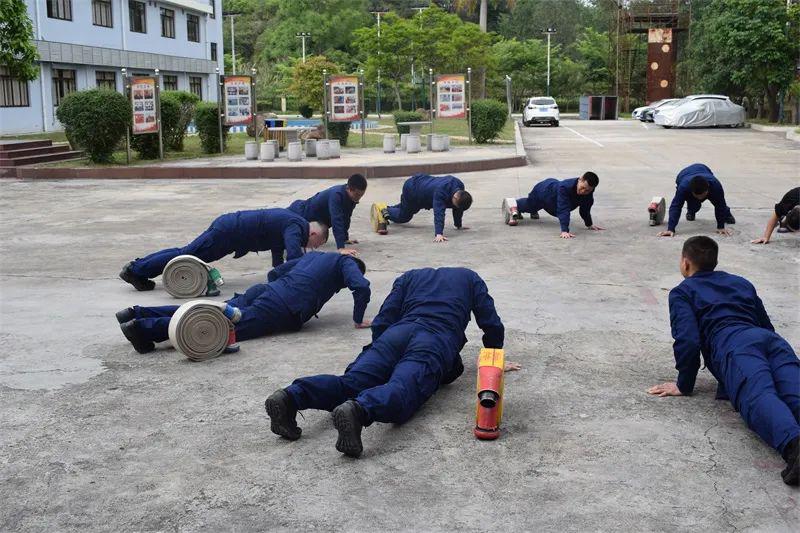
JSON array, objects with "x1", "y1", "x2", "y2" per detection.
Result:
[{"x1": 470, "y1": 99, "x2": 508, "y2": 143}]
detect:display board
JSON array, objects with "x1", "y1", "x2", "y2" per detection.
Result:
[
  {"x1": 436, "y1": 74, "x2": 466, "y2": 119},
  {"x1": 223, "y1": 76, "x2": 254, "y2": 126},
  {"x1": 329, "y1": 75, "x2": 360, "y2": 122},
  {"x1": 130, "y1": 77, "x2": 159, "y2": 134}
]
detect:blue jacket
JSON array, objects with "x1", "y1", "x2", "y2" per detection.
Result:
[
  {"x1": 530, "y1": 178, "x2": 594, "y2": 232},
  {"x1": 403, "y1": 174, "x2": 465, "y2": 235},
  {"x1": 288, "y1": 184, "x2": 357, "y2": 250},
  {"x1": 668, "y1": 270, "x2": 774, "y2": 395},
  {"x1": 211, "y1": 208, "x2": 309, "y2": 267},
  {"x1": 266, "y1": 251, "x2": 370, "y2": 324},
  {"x1": 668, "y1": 164, "x2": 730, "y2": 232},
  {"x1": 371, "y1": 267, "x2": 504, "y2": 361}
]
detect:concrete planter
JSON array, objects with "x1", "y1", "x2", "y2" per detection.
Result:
[
  {"x1": 259, "y1": 143, "x2": 275, "y2": 161},
  {"x1": 317, "y1": 140, "x2": 331, "y2": 160},
  {"x1": 305, "y1": 139, "x2": 317, "y2": 157},
  {"x1": 287, "y1": 141, "x2": 302, "y2": 162},
  {"x1": 329, "y1": 139, "x2": 341, "y2": 159},
  {"x1": 430, "y1": 134, "x2": 446, "y2": 152},
  {"x1": 244, "y1": 141, "x2": 259, "y2": 160},
  {"x1": 383, "y1": 134, "x2": 396, "y2": 153},
  {"x1": 406, "y1": 134, "x2": 421, "y2": 153},
  {"x1": 400, "y1": 133, "x2": 409, "y2": 151}
]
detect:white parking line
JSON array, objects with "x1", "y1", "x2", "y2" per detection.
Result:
[
  {"x1": 563, "y1": 126, "x2": 604, "y2": 147},
  {"x1": 641, "y1": 122, "x2": 649, "y2": 129}
]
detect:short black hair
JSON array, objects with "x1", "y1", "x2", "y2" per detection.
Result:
[
  {"x1": 455, "y1": 190, "x2": 473, "y2": 210},
  {"x1": 682, "y1": 236, "x2": 718, "y2": 272},
  {"x1": 581, "y1": 171, "x2": 599, "y2": 188},
  {"x1": 785, "y1": 206, "x2": 800, "y2": 232},
  {"x1": 690, "y1": 176, "x2": 709, "y2": 196},
  {"x1": 350, "y1": 256, "x2": 366, "y2": 275},
  {"x1": 347, "y1": 173, "x2": 367, "y2": 191}
]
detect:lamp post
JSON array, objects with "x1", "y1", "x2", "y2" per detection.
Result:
[
  {"x1": 542, "y1": 27, "x2": 557, "y2": 97},
  {"x1": 295, "y1": 32, "x2": 311, "y2": 63},
  {"x1": 223, "y1": 12, "x2": 242, "y2": 75}
]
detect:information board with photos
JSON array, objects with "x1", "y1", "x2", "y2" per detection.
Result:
[
  {"x1": 224, "y1": 76, "x2": 253, "y2": 126},
  {"x1": 436, "y1": 74, "x2": 466, "y2": 119},
  {"x1": 130, "y1": 77, "x2": 159, "y2": 134},
  {"x1": 329, "y1": 75, "x2": 360, "y2": 122}
]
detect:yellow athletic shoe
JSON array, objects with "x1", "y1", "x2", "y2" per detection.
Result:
[{"x1": 371, "y1": 202, "x2": 389, "y2": 235}]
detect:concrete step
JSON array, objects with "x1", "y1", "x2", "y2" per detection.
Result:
[
  {"x1": 0, "y1": 150, "x2": 84, "y2": 166},
  {"x1": 1, "y1": 143, "x2": 71, "y2": 158},
  {"x1": 0, "y1": 139, "x2": 53, "y2": 152}
]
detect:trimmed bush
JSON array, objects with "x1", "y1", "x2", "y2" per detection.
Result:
[
  {"x1": 393, "y1": 110, "x2": 424, "y2": 134},
  {"x1": 130, "y1": 95, "x2": 181, "y2": 159},
  {"x1": 470, "y1": 99, "x2": 508, "y2": 143},
  {"x1": 162, "y1": 90, "x2": 200, "y2": 151},
  {"x1": 327, "y1": 121, "x2": 351, "y2": 146},
  {"x1": 196, "y1": 102, "x2": 228, "y2": 153},
  {"x1": 298, "y1": 103, "x2": 314, "y2": 119},
  {"x1": 55, "y1": 89, "x2": 130, "y2": 162}
]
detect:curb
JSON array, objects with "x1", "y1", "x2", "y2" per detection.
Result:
[
  {"x1": 513, "y1": 120, "x2": 529, "y2": 160},
  {"x1": 748, "y1": 122, "x2": 800, "y2": 143},
  {"x1": 3, "y1": 154, "x2": 528, "y2": 180}
]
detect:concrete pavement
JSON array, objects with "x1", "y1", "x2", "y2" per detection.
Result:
[{"x1": 1, "y1": 119, "x2": 798, "y2": 531}]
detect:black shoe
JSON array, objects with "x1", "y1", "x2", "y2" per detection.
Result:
[
  {"x1": 264, "y1": 389, "x2": 302, "y2": 441},
  {"x1": 531, "y1": 211, "x2": 539, "y2": 220},
  {"x1": 115, "y1": 307, "x2": 136, "y2": 324},
  {"x1": 119, "y1": 320, "x2": 155, "y2": 354},
  {"x1": 781, "y1": 436, "x2": 799, "y2": 486},
  {"x1": 119, "y1": 262, "x2": 155, "y2": 291},
  {"x1": 332, "y1": 400, "x2": 365, "y2": 458},
  {"x1": 725, "y1": 214, "x2": 736, "y2": 225},
  {"x1": 380, "y1": 208, "x2": 391, "y2": 224},
  {"x1": 686, "y1": 212, "x2": 696, "y2": 221}
]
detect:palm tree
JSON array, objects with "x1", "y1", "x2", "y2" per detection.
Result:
[{"x1": 453, "y1": 0, "x2": 516, "y2": 33}]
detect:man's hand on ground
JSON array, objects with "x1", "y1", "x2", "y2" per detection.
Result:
[
  {"x1": 434, "y1": 234, "x2": 448, "y2": 243},
  {"x1": 647, "y1": 382, "x2": 683, "y2": 397},
  {"x1": 587, "y1": 225, "x2": 606, "y2": 231},
  {"x1": 716, "y1": 228, "x2": 732, "y2": 236},
  {"x1": 560, "y1": 231, "x2": 575, "y2": 239},
  {"x1": 354, "y1": 320, "x2": 372, "y2": 329},
  {"x1": 504, "y1": 361, "x2": 522, "y2": 372},
  {"x1": 338, "y1": 248, "x2": 358, "y2": 256},
  {"x1": 657, "y1": 230, "x2": 674, "y2": 237},
  {"x1": 751, "y1": 237, "x2": 770, "y2": 244}
]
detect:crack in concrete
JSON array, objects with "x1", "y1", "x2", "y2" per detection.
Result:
[{"x1": 703, "y1": 421, "x2": 738, "y2": 532}]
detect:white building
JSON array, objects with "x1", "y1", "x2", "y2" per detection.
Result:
[{"x1": 1, "y1": 0, "x2": 223, "y2": 135}]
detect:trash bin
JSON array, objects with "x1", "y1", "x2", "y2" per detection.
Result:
[
  {"x1": 579, "y1": 96, "x2": 618, "y2": 120},
  {"x1": 265, "y1": 118, "x2": 287, "y2": 149}
]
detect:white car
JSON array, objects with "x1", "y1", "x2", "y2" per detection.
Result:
[
  {"x1": 653, "y1": 95, "x2": 745, "y2": 128},
  {"x1": 522, "y1": 97, "x2": 559, "y2": 127},
  {"x1": 638, "y1": 98, "x2": 678, "y2": 122}
]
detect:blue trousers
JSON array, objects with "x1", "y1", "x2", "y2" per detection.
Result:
[
  {"x1": 515, "y1": 196, "x2": 545, "y2": 215},
  {"x1": 133, "y1": 284, "x2": 301, "y2": 343},
  {"x1": 714, "y1": 328, "x2": 800, "y2": 453},
  {"x1": 129, "y1": 227, "x2": 236, "y2": 279},
  {"x1": 386, "y1": 182, "x2": 421, "y2": 224},
  {"x1": 286, "y1": 323, "x2": 454, "y2": 424}
]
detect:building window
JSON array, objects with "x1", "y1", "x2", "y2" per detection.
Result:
[
  {"x1": 210, "y1": 42, "x2": 217, "y2": 61},
  {"x1": 187, "y1": 13, "x2": 200, "y2": 42},
  {"x1": 47, "y1": 0, "x2": 72, "y2": 20},
  {"x1": 129, "y1": 1, "x2": 146, "y2": 33},
  {"x1": 209, "y1": 0, "x2": 215, "y2": 19},
  {"x1": 52, "y1": 69, "x2": 76, "y2": 107},
  {"x1": 96, "y1": 71, "x2": 116, "y2": 90},
  {"x1": 160, "y1": 8, "x2": 175, "y2": 38},
  {"x1": 189, "y1": 76, "x2": 203, "y2": 98},
  {"x1": 0, "y1": 67, "x2": 31, "y2": 108},
  {"x1": 92, "y1": 0, "x2": 112, "y2": 27},
  {"x1": 163, "y1": 75, "x2": 178, "y2": 91}
]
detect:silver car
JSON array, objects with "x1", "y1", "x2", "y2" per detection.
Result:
[{"x1": 654, "y1": 95, "x2": 745, "y2": 128}]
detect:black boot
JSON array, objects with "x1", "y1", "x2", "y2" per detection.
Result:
[
  {"x1": 264, "y1": 389, "x2": 302, "y2": 441},
  {"x1": 781, "y1": 436, "x2": 799, "y2": 486},
  {"x1": 119, "y1": 320, "x2": 155, "y2": 354},
  {"x1": 530, "y1": 211, "x2": 539, "y2": 220},
  {"x1": 332, "y1": 400, "x2": 366, "y2": 458},
  {"x1": 119, "y1": 262, "x2": 155, "y2": 291},
  {"x1": 115, "y1": 307, "x2": 136, "y2": 324},
  {"x1": 725, "y1": 214, "x2": 736, "y2": 225},
  {"x1": 686, "y1": 212, "x2": 696, "y2": 221}
]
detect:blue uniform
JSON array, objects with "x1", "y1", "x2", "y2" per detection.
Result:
[
  {"x1": 286, "y1": 267, "x2": 504, "y2": 425},
  {"x1": 133, "y1": 251, "x2": 370, "y2": 343},
  {"x1": 129, "y1": 208, "x2": 310, "y2": 279},
  {"x1": 386, "y1": 174, "x2": 465, "y2": 235},
  {"x1": 669, "y1": 270, "x2": 799, "y2": 453},
  {"x1": 516, "y1": 177, "x2": 594, "y2": 232},
  {"x1": 288, "y1": 184, "x2": 356, "y2": 250},
  {"x1": 667, "y1": 163, "x2": 732, "y2": 232}
]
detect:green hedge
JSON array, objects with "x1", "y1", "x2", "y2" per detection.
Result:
[
  {"x1": 55, "y1": 89, "x2": 130, "y2": 163},
  {"x1": 327, "y1": 121, "x2": 351, "y2": 146},
  {"x1": 196, "y1": 102, "x2": 228, "y2": 153},
  {"x1": 393, "y1": 111, "x2": 425, "y2": 134},
  {"x1": 162, "y1": 90, "x2": 200, "y2": 151},
  {"x1": 470, "y1": 99, "x2": 507, "y2": 143},
  {"x1": 130, "y1": 95, "x2": 180, "y2": 159}
]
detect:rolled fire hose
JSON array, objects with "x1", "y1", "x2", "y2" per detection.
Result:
[
  {"x1": 163, "y1": 255, "x2": 222, "y2": 298},
  {"x1": 168, "y1": 300, "x2": 238, "y2": 362}
]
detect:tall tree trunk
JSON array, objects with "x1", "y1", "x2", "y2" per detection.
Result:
[
  {"x1": 766, "y1": 86, "x2": 780, "y2": 123},
  {"x1": 479, "y1": 0, "x2": 488, "y2": 32},
  {"x1": 394, "y1": 82, "x2": 403, "y2": 111}
]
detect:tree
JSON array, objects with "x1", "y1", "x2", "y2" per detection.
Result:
[
  {"x1": 488, "y1": 39, "x2": 548, "y2": 109},
  {"x1": 496, "y1": 0, "x2": 592, "y2": 48},
  {"x1": 0, "y1": 0, "x2": 39, "y2": 81},
  {"x1": 453, "y1": 0, "x2": 515, "y2": 32},
  {"x1": 289, "y1": 56, "x2": 341, "y2": 113},
  {"x1": 571, "y1": 28, "x2": 613, "y2": 95},
  {"x1": 688, "y1": 0, "x2": 795, "y2": 122}
]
